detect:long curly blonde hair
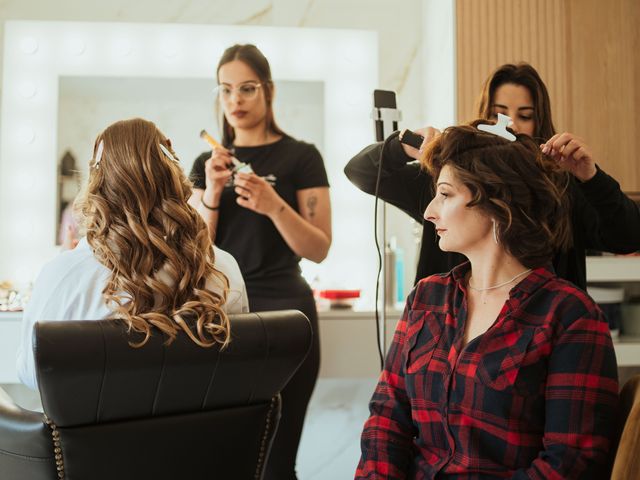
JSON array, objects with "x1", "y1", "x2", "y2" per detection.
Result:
[{"x1": 78, "y1": 118, "x2": 231, "y2": 348}]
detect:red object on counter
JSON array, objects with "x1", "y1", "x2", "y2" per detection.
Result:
[{"x1": 318, "y1": 290, "x2": 361, "y2": 299}]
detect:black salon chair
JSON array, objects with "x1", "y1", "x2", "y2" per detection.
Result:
[{"x1": 0, "y1": 310, "x2": 312, "y2": 480}]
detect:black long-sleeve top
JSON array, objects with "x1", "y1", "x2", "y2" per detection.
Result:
[{"x1": 344, "y1": 131, "x2": 640, "y2": 290}]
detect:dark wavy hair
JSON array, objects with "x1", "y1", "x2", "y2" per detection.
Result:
[
  {"x1": 216, "y1": 44, "x2": 286, "y2": 146},
  {"x1": 420, "y1": 120, "x2": 572, "y2": 268},
  {"x1": 476, "y1": 62, "x2": 556, "y2": 142}
]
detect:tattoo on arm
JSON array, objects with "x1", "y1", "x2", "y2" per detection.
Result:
[{"x1": 306, "y1": 195, "x2": 318, "y2": 219}]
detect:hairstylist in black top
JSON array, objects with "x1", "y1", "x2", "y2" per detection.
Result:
[{"x1": 189, "y1": 44, "x2": 332, "y2": 480}]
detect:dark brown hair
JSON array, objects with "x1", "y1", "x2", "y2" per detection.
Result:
[
  {"x1": 476, "y1": 63, "x2": 556, "y2": 142},
  {"x1": 216, "y1": 44, "x2": 286, "y2": 146},
  {"x1": 420, "y1": 120, "x2": 572, "y2": 268}
]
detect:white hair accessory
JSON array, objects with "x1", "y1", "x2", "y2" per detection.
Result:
[
  {"x1": 158, "y1": 143, "x2": 178, "y2": 163},
  {"x1": 93, "y1": 140, "x2": 104, "y2": 169},
  {"x1": 477, "y1": 113, "x2": 516, "y2": 142}
]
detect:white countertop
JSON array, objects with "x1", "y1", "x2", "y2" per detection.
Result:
[{"x1": 0, "y1": 311, "x2": 22, "y2": 321}]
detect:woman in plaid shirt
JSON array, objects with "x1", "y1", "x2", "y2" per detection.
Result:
[{"x1": 356, "y1": 121, "x2": 619, "y2": 479}]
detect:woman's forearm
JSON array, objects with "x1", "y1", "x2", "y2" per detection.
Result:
[
  {"x1": 269, "y1": 201, "x2": 331, "y2": 263},
  {"x1": 189, "y1": 189, "x2": 220, "y2": 241}
]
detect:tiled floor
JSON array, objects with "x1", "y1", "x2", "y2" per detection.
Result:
[
  {"x1": 1, "y1": 377, "x2": 378, "y2": 479},
  {"x1": 297, "y1": 377, "x2": 377, "y2": 479}
]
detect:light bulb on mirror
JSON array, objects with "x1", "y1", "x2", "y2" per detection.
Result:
[
  {"x1": 18, "y1": 81, "x2": 37, "y2": 99},
  {"x1": 115, "y1": 39, "x2": 133, "y2": 57},
  {"x1": 20, "y1": 36, "x2": 38, "y2": 55},
  {"x1": 17, "y1": 126, "x2": 36, "y2": 145},
  {"x1": 69, "y1": 39, "x2": 86, "y2": 56}
]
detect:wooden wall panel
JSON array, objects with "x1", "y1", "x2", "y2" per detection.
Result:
[
  {"x1": 455, "y1": 0, "x2": 569, "y2": 131},
  {"x1": 455, "y1": 0, "x2": 640, "y2": 191},
  {"x1": 566, "y1": 0, "x2": 639, "y2": 191}
]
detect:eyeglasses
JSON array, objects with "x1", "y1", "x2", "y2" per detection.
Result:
[{"x1": 214, "y1": 82, "x2": 262, "y2": 101}]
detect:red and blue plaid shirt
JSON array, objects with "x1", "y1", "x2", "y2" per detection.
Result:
[{"x1": 356, "y1": 263, "x2": 619, "y2": 479}]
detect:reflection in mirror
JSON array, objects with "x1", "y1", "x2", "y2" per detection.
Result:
[
  {"x1": 56, "y1": 75, "x2": 324, "y2": 272},
  {"x1": 56, "y1": 150, "x2": 80, "y2": 245},
  {"x1": 58, "y1": 76, "x2": 221, "y2": 186},
  {"x1": 1, "y1": 21, "x2": 377, "y2": 290}
]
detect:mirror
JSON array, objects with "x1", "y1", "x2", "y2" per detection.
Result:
[
  {"x1": 56, "y1": 76, "x2": 324, "y2": 247},
  {"x1": 0, "y1": 21, "x2": 381, "y2": 296}
]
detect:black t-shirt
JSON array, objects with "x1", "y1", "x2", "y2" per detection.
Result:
[{"x1": 190, "y1": 135, "x2": 329, "y2": 299}]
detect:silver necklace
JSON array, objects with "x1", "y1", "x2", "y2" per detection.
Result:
[{"x1": 468, "y1": 268, "x2": 532, "y2": 292}]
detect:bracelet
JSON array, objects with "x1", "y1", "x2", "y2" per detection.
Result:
[{"x1": 201, "y1": 197, "x2": 219, "y2": 211}]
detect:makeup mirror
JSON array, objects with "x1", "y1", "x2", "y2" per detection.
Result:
[
  {"x1": 0, "y1": 21, "x2": 378, "y2": 294},
  {"x1": 56, "y1": 76, "x2": 325, "y2": 245}
]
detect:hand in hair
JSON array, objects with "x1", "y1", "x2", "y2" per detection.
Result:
[
  {"x1": 541, "y1": 132, "x2": 598, "y2": 182},
  {"x1": 233, "y1": 172, "x2": 284, "y2": 217}
]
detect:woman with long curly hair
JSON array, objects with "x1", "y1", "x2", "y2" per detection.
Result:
[{"x1": 17, "y1": 118, "x2": 248, "y2": 390}]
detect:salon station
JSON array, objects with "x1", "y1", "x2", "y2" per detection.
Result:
[{"x1": 1, "y1": 1, "x2": 640, "y2": 479}]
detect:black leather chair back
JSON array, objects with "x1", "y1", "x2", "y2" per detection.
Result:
[{"x1": 0, "y1": 310, "x2": 311, "y2": 480}]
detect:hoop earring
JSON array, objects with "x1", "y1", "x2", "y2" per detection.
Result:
[{"x1": 492, "y1": 219, "x2": 499, "y2": 245}]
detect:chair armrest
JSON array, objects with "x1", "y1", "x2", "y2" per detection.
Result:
[{"x1": 0, "y1": 386, "x2": 53, "y2": 459}]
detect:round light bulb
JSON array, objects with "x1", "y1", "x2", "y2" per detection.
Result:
[
  {"x1": 117, "y1": 41, "x2": 133, "y2": 57},
  {"x1": 70, "y1": 39, "x2": 86, "y2": 56},
  {"x1": 17, "y1": 127, "x2": 36, "y2": 145},
  {"x1": 18, "y1": 81, "x2": 37, "y2": 99},
  {"x1": 20, "y1": 37, "x2": 39, "y2": 55}
]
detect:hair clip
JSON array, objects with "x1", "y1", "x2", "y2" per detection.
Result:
[
  {"x1": 477, "y1": 113, "x2": 516, "y2": 142},
  {"x1": 93, "y1": 140, "x2": 104, "y2": 169},
  {"x1": 159, "y1": 143, "x2": 179, "y2": 163}
]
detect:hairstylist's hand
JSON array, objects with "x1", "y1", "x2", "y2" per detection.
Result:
[
  {"x1": 400, "y1": 126, "x2": 441, "y2": 159},
  {"x1": 204, "y1": 147, "x2": 234, "y2": 194},
  {"x1": 541, "y1": 132, "x2": 598, "y2": 182},
  {"x1": 233, "y1": 172, "x2": 283, "y2": 217}
]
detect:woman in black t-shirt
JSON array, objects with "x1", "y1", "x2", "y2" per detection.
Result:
[{"x1": 188, "y1": 44, "x2": 331, "y2": 480}]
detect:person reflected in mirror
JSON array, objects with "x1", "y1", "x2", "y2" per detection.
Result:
[
  {"x1": 356, "y1": 121, "x2": 619, "y2": 479},
  {"x1": 58, "y1": 202, "x2": 79, "y2": 250},
  {"x1": 188, "y1": 44, "x2": 332, "y2": 480},
  {"x1": 17, "y1": 118, "x2": 248, "y2": 391},
  {"x1": 344, "y1": 62, "x2": 640, "y2": 291}
]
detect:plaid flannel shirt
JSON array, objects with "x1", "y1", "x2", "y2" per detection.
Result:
[{"x1": 356, "y1": 263, "x2": 619, "y2": 479}]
